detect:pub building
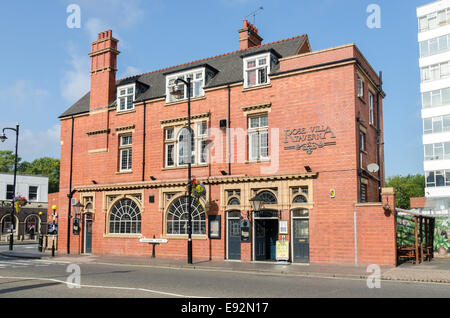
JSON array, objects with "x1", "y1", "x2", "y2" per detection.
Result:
[{"x1": 55, "y1": 21, "x2": 397, "y2": 266}]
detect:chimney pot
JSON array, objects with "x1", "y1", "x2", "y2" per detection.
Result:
[{"x1": 238, "y1": 20, "x2": 263, "y2": 50}]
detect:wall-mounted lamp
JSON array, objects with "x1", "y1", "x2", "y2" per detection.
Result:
[
  {"x1": 92, "y1": 180, "x2": 98, "y2": 184},
  {"x1": 304, "y1": 166, "x2": 312, "y2": 173},
  {"x1": 220, "y1": 170, "x2": 228, "y2": 176},
  {"x1": 150, "y1": 176, "x2": 156, "y2": 181}
]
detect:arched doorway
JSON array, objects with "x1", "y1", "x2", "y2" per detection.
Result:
[
  {"x1": 1, "y1": 215, "x2": 18, "y2": 238},
  {"x1": 25, "y1": 215, "x2": 40, "y2": 240},
  {"x1": 253, "y1": 210, "x2": 279, "y2": 261}
]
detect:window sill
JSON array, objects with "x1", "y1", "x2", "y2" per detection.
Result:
[
  {"x1": 162, "y1": 164, "x2": 208, "y2": 171},
  {"x1": 358, "y1": 96, "x2": 366, "y2": 104},
  {"x1": 116, "y1": 109, "x2": 136, "y2": 115},
  {"x1": 103, "y1": 234, "x2": 142, "y2": 238},
  {"x1": 165, "y1": 96, "x2": 206, "y2": 106},
  {"x1": 246, "y1": 158, "x2": 271, "y2": 164},
  {"x1": 242, "y1": 84, "x2": 272, "y2": 92},
  {"x1": 116, "y1": 170, "x2": 133, "y2": 175},
  {"x1": 161, "y1": 234, "x2": 208, "y2": 240}
]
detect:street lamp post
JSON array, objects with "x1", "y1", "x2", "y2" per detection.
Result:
[
  {"x1": 0, "y1": 123, "x2": 20, "y2": 251},
  {"x1": 170, "y1": 77, "x2": 193, "y2": 264}
]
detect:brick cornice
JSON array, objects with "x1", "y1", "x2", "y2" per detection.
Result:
[
  {"x1": 75, "y1": 172, "x2": 318, "y2": 192},
  {"x1": 160, "y1": 112, "x2": 210, "y2": 126}
]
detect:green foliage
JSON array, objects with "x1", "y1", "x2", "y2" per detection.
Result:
[
  {"x1": 0, "y1": 151, "x2": 60, "y2": 194},
  {"x1": 0, "y1": 151, "x2": 21, "y2": 173},
  {"x1": 385, "y1": 174, "x2": 425, "y2": 210}
]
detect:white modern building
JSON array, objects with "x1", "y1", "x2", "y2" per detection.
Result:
[
  {"x1": 0, "y1": 173, "x2": 48, "y2": 203},
  {"x1": 418, "y1": 0, "x2": 450, "y2": 210},
  {"x1": 0, "y1": 173, "x2": 49, "y2": 240}
]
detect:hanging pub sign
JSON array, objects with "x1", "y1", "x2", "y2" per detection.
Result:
[
  {"x1": 283, "y1": 125, "x2": 336, "y2": 155},
  {"x1": 240, "y1": 219, "x2": 250, "y2": 243}
]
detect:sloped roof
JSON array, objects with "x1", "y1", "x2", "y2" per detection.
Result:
[{"x1": 59, "y1": 34, "x2": 308, "y2": 118}]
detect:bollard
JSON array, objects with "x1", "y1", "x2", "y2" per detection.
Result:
[
  {"x1": 38, "y1": 235, "x2": 43, "y2": 252},
  {"x1": 52, "y1": 240, "x2": 55, "y2": 257}
]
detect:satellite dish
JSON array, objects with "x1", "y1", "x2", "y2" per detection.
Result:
[{"x1": 367, "y1": 163, "x2": 379, "y2": 173}]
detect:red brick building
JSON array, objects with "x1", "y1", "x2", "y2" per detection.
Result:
[{"x1": 55, "y1": 22, "x2": 396, "y2": 266}]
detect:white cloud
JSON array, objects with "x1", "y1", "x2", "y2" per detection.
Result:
[
  {"x1": 0, "y1": 123, "x2": 60, "y2": 161},
  {"x1": 60, "y1": 42, "x2": 90, "y2": 104},
  {"x1": 121, "y1": 66, "x2": 142, "y2": 78},
  {"x1": 0, "y1": 80, "x2": 49, "y2": 106}
]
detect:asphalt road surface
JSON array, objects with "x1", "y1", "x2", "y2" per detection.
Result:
[{"x1": 0, "y1": 252, "x2": 450, "y2": 299}]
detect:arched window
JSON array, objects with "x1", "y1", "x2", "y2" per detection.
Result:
[
  {"x1": 25, "y1": 215, "x2": 39, "y2": 234},
  {"x1": 109, "y1": 198, "x2": 141, "y2": 234},
  {"x1": 258, "y1": 191, "x2": 277, "y2": 204},
  {"x1": 228, "y1": 197, "x2": 240, "y2": 206},
  {"x1": 167, "y1": 196, "x2": 206, "y2": 235},
  {"x1": 178, "y1": 127, "x2": 195, "y2": 166},
  {"x1": 1, "y1": 215, "x2": 17, "y2": 234},
  {"x1": 293, "y1": 195, "x2": 308, "y2": 203}
]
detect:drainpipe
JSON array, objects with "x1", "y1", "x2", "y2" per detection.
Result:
[
  {"x1": 376, "y1": 71, "x2": 383, "y2": 202},
  {"x1": 227, "y1": 85, "x2": 231, "y2": 175},
  {"x1": 357, "y1": 111, "x2": 361, "y2": 203},
  {"x1": 67, "y1": 116, "x2": 75, "y2": 254},
  {"x1": 142, "y1": 101, "x2": 147, "y2": 182}
]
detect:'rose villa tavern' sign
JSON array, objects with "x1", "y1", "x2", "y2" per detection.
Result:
[{"x1": 284, "y1": 125, "x2": 336, "y2": 155}]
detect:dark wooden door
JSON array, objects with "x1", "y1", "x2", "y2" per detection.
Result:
[
  {"x1": 85, "y1": 220, "x2": 93, "y2": 254},
  {"x1": 293, "y1": 218, "x2": 309, "y2": 263},
  {"x1": 227, "y1": 218, "x2": 241, "y2": 260}
]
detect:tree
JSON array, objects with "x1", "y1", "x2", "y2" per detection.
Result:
[
  {"x1": 0, "y1": 150, "x2": 20, "y2": 173},
  {"x1": 385, "y1": 174, "x2": 425, "y2": 210},
  {"x1": 21, "y1": 158, "x2": 60, "y2": 193},
  {"x1": 0, "y1": 151, "x2": 60, "y2": 194}
]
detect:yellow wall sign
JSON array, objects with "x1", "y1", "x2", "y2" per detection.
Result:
[{"x1": 276, "y1": 240, "x2": 289, "y2": 261}]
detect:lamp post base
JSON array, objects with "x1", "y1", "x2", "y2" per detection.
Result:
[{"x1": 9, "y1": 233, "x2": 13, "y2": 251}]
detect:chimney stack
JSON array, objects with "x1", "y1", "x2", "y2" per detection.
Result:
[
  {"x1": 238, "y1": 20, "x2": 263, "y2": 50},
  {"x1": 88, "y1": 30, "x2": 120, "y2": 110}
]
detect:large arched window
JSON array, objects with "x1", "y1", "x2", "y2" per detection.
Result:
[
  {"x1": 258, "y1": 191, "x2": 278, "y2": 204},
  {"x1": 178, "y1": 127, "x2": 195, "y2": 166},
  {"x1": 109, "y1": 198, "x2": 141, "y2": 234},
  {"x1": 167, "y1": 196, "x2": 206, "y2": 235}
]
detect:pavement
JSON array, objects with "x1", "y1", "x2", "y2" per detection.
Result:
[{"x1": 2, "y1": 246, "x2": 450, "y2": 284}]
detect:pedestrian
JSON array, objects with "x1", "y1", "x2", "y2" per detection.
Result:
[{"x1": 29, "y1": 225, "x2": 35, "y2": 240}]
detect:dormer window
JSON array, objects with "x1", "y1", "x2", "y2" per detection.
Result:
[
  {"x1": 243, "y1": 53, "x2": 273, "y2": 88},
  {"x1": 166, "y1": 68, "x2": 205, "y2": 103},
  {"x1": 117, "y1": 84, "x2": 135, "y2": 112}
]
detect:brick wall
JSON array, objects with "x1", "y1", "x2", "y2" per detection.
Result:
[{"x1": 56, "y1": 36, "x2": 388, "y2": 265}]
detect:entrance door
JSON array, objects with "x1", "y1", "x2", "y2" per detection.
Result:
[
  {"x1": 292, "y1": 209, "x2": 309, "y2": 263},
  {"x1": 227, "y1": 211, "x2": 241, "y2": 260},
  {"x1": 84, "y1": 219, "x2": 93, "y2": 254},
  {"x1": 254, "y1": 218, "x2": 278, "y2": 261}
]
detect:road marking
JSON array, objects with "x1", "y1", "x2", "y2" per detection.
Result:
[{"x1": 0, "y1": 276, "x2": 208, "y2": 298}]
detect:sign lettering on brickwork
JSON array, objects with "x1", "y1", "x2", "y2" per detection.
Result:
[{"x1": 283, "y1": 125, "x2": 336, "y2": 155}]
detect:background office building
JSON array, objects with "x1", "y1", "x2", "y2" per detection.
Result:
[{"x1": 419, "y1": 0, "x2": 450, "y2": 213}]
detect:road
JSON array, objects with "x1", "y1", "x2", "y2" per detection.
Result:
[{"x1": 0, "y1": 247, "x2": 450, "y2": 299}]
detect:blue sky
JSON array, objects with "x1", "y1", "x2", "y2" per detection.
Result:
[{"x1": 0, "y1": 0, "x2": 432, "y2": 177}]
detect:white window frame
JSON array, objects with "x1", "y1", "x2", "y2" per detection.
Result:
[
  {"x1": 119, "y1": 134, "x2": 132, "y2": 172},
  {"x1": 243, "y1": 53, "x2": 271, "y2": 88},
  {"x1": 369, "y1": 91, "x2": 374, "y2": 125},
  {"x1": 117, "y1": 84, "x2": 136, "y2": 112},
  {"x1": 164, "y1": 121, "x2": 208, "y2": 168},
  {"x1": 28, "y1": 186, "x2": 38, "y2": 202},
  {"x1": 197, "y1": 121, "x2": 208, "y2": 165},
  {"x1": 166, "y1": 68, "x2": 205, "y2": 103},
  {"x1": 357, "y1": 76, "x2": 364, "y2": 98},
  {"x1": 248, "y1": 114, "x2": 269, "y2": 161}
]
